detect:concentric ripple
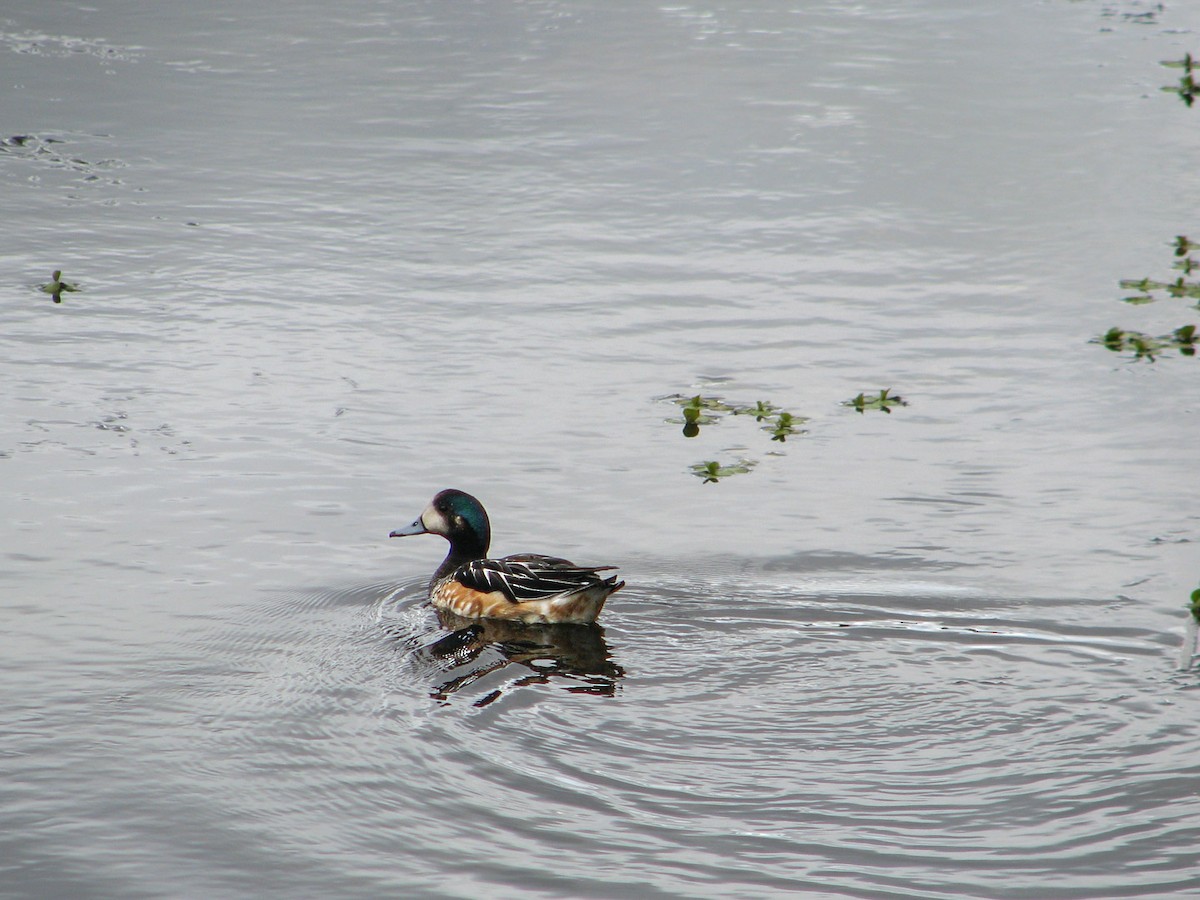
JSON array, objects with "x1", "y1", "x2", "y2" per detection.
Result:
[{"x1": 44, "y1": 558, "x2": 1187, "y2": 898}]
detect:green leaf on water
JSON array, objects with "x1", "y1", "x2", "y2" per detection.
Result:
[
  {"x1": 660, "y1": 390, "x2": 810, "y2": 481},
  {"x1": 764, "y1": 410, "x2": 808, "y2": 441},
  {"x1": 1128, "y1": 334, "x2": 1163, "y2": 361},
  {"x1": 1119, "y1": 278, "x2": 1162, "y2": 292},
  {"x1": 662, "y1": 393, "x2": 729, "y2": 435},
  {"x1": 1160, "y1": 71, "x2": 1198, "y2": 107},
  {"x1": 689, "y1": 458, "x2": 757, "y2": 484},
  {"x1": 731, "y1": 400, "x2": 780, "y2": 422},
  {"x1": 39, "y1": 269, "x2": 80, "y2": 304},
  {"x1": 1165, "y1": 278, "x2": 1200, "y2": 299},
  {"x1": 1095, "y1": 323, "x2": 1200, "y2": 360},
  {"x1": 842, "y1": 388, "x2": 908, "y2": 414},
  {"x1": 1103, "y1": 239, "x2": 1200, "y2": 360}
]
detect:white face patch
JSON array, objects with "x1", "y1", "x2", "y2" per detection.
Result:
[{"x1": 421, "y1": 503, "x2": 450, "y2": 536}]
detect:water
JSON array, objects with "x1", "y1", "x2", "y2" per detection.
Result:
[{"x1": 3, "y1": 1, "x2": 1200, "y2": 897}]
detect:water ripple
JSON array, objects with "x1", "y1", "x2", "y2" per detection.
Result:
[{"x1": 89, "y1": 568, "x2": 1181, "y2": 896}]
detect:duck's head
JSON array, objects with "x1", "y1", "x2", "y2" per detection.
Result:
[{"x1": 390, "y1": 488, "x2": 491, "y2": 552}]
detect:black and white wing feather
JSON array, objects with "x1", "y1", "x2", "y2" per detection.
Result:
[{"x1": 454, "y1": 554, "x2": 620, "y2": 604}]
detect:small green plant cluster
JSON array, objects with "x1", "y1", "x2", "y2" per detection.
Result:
[
  {"x1": 1119, "y1": 236, "x2": 1200, "y2": 305},
  {"x1": 1162, "y1": 53, "x2": 1197, "y2": 107},
  {"x1": 1098, "y1": 236, "x2": 1199, "y2": 361},
  {"x1": 664, "y1": 394, "x2": 810, "y2": 484},
  {"x1": 1100, "y1": 325, "x2": 1196, "y2": 360},
  {"x1": 667, "y1": 394, "x2": 809, "y2": 442},
  {"x1": 672, "y1": 395, "x2": 730, "y2": 438},
  {"x1": 39, "y1": 269, "x2": 79, "y2": 304},
  {"x1": 662, "y1": 388, "x2": 907, "y2": 483},
  {"x1": 842, "y1": 388, "x2": 908, "y2": 414},
  {"x1": 689, "y1": 459, "x2": 757, "y2": 484},
  {"x1": 1191, "y1": 585, "x2": 1200, "y2": 624}
]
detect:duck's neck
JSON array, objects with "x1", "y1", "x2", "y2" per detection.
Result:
[{"x1": 431, "y1": 532, "x2": 489, "y2": 589}]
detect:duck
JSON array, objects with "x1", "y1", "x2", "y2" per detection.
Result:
[{"x1": 390, "y1": 489, "x2": 624, "y2": 625}]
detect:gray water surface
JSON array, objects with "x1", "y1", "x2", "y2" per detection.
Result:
[{"x1": 3, "y1": 2, "x2": 1200, "y2": 898}]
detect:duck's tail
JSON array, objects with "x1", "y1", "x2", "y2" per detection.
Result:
[{"x1": 548, "y1": 574, "x2": 624, "y2": 624}]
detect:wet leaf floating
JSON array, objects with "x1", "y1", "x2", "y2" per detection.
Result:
[
  {"x1": 843, "y1": 389, "x2": 908, "y2": 415},
  {"x1": 1118, "y1": 278, "x2": 1161, "y2": 305},
  {"x1": 664, "y1": 395, "x2": 727, "y2": 437},
  {"x1": 1191, "y1": 586, "x2": 1200, "y2": 624},
  {"x1": 1101, "y1": 236, "x2": 1199, "y2": 361},
  {"x1": 1117, "y1": 242, "x2": 1200, "y2": 306},
  {"x1": 690, "y1": 459, "x2": 757, "y2": 484},
  {"x1": 732, "y1": 400, "x2": 779, "y2": 422},
  {"x1": 664, "y1": 394, "x2": 806, "y2": 430},
  {"x1": 39, "y1": 270, "x2": 79, "y2": 304},
  {"x1": 1176, "y1": 325, "x2": 1198, "y2": 356},
  {"x1": 765, "y1": 411, "x2": 806, "y2": 441},
  {"x1": 1161, "y1": 53, "x2": 1197, "y2": 107},
  {"x1": 1095, "y1": 327, "x2": 1196, "y2": 361}
]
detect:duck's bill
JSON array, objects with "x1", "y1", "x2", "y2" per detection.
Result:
[{"x1": 389, "y1": 518, "x2": 427, "y2": 538}]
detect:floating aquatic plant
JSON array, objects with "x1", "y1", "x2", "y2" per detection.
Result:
[
  {"x1": 661, "y1": 393, "x2": 810, "y2": 482},
  {"x1": 843, "y1": 389, "x2": 908, "y2": 415},
  {"x1": 1161, "y1": 53, "x2": 1197, "y2": 107},
  {"x1": 1119, "y1": 276, "x2": 1200, "y2": 304},
  {"x1": 665, "y1": 394, "x2": 732, "y2": 437},
  {"x1": 690, "y1": 459, "x2": 757, "y2": 484},
  {"x1": 661, "y1": 387, "x2": 903, "y2": 482},
  {"x1": 663, "y1": 393, "x2": 804, "y2": 440},
  {"x1": 674, "y1": 394, "x2": 733, "y2": 415},
  {"x1": 732, "y1": 400, "x2": 779, "y2": 422},
  {"x1": 765, "y1": 411, "x2": 806, "y2": 441},
  {"x1": 1174, "y1": 324, "x2": 1197, "y2": 354},
  {"x1": 1184, "y1": 585, "x2": 1200, "y2": 669},
  {"x1": 1096, "y1": 325, "x2": 1196, "y2": 360},
  {"x1": 1119, "y1": 237, "x2": 1200, "y2": 306},
  {"x1": 1103, "y1": 236, "x2": 1199, "y2": 361},
  {"x1": 39, "y1": 270, "x2": 79, "y2": 304}
]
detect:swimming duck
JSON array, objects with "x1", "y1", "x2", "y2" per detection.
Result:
[{"x1": 390, "y1": 489, "x2": 624, "y2": 625}]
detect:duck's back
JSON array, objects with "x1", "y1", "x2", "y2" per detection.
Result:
[{"x1": 433, "y1": 554, "x2": 624, "y2": 624}]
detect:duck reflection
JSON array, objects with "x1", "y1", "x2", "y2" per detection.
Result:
[{"x1": 420, "y1": 609, "x2": 625, "y2": 706}]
